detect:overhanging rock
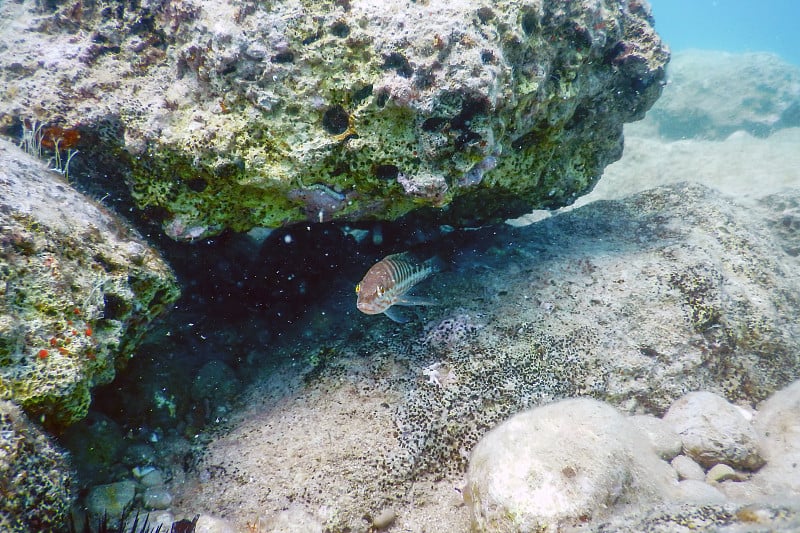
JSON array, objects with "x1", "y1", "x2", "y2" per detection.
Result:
[{"x1": 0, "y1": 0, "x2": 668, "y2": 240}]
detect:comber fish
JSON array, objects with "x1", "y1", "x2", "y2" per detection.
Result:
[{"x1": 355, "y1": 252, "x2": 442, "y2": 322}]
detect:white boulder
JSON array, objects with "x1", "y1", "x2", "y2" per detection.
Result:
[
  {"x1": 663, "y1": 391, "x2": 764, "y2": 470},
  {"x1": 464, "y1": 398, "x2": 677, "y2": 532}
]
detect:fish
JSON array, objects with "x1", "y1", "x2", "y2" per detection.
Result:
[{"x1": 355, "y1": 252, "x2": 443, "y2": 322}]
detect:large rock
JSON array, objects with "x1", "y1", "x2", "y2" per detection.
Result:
[
  {"x1": 640, "y1": 50, "x2": 800, "y2": 139},
  {"x1": 464, "y1": 398, "x2": 678, "y2": 532},
  {"x1": 0, "y1": 0, "x2": 667, "y2": 239},
  {"x1": 384, "y1": 183, "x2": 800, "y2": 484},
  {"x1": 0, "y1": 138, "x2": 180, "y2": 428},
  {"x1": 0, "y1": 400, "x2": 74, "y2": 532}
]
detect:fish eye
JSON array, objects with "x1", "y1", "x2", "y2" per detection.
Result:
[{"x1": 355, "y1": 283, "x2": 361, "y2": 294}]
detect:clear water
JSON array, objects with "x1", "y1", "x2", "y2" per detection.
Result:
[{"x1": 649, "y1": 0, "x2": 800, "y2": 66}]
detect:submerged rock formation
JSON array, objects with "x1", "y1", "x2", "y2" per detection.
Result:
[
  {"x1": 165, "y1": 182, "x2": 800, "y2": 531},
  {"x1": 464, "y1": 386, "x2": 800, "y2": 532},
  {"x1": 0, "y1": 138, "x2": 180, "y2": 429},
  {"x1": 0, "y1": 0, "x2": 668, "y2": 239},
  {"x1": 640, "y1": 50, "x2": 800, "y2": 139}
]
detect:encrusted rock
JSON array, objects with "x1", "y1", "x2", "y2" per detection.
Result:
[
  {"x1": 0, "y1": 139, "x2": 180, "y2": 428},
  {"x1": 0, "y1": 400, "x2": 74, "y2": 532},
  {"x1": 0, "y1": 0, "x2": 667, "y2": 238},
  {"x1": 464, "y1": 398, "x2": 678, "y2": 531},
  {"x1": 663, "y1": 391, "x2": 764, "y2": 471}
]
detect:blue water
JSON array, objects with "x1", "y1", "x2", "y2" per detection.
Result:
[{"x1": 649, "y1": 0, "x2": 800, "y2": 66}]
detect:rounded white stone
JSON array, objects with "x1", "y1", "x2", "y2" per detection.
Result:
[
  {"x1": 671, "y1": 454, "x2": 706, "y2": 481},
  {"x1": 464, "y1": 398, "x2": 678, "y2": 532},
  {"x1": 706, "y1": 463, "x2": 737, "y2": 483},
  {"x1": 663, "y1": 391, "x2": 764, "y2": 470},
  {"x1": 675, "y1": 479, "x2": 727, "y2": 503}
]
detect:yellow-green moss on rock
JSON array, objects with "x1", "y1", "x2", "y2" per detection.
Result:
[{"x1": 0, "y1": 139, "x2": 180, "y2": 430}]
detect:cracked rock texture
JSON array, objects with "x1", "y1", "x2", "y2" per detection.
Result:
[
  {"x1": 0, "y1": 138, "x2": 180, "y2": 429},
  {"x1": 0, "y1": 0, "x2": 667, "y2": 240}
]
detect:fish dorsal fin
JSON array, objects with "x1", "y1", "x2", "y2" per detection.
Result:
[{"x1": 384, "y1": 251, "x2": 413, "y2": 263}]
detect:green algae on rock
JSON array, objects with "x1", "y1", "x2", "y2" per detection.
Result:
[
  {"x1": 0, "y1": 0, "x2": 668, "y2": 240},
  {"x1": 0, "y1": 400, "x2": 74, "y2": 532},
  {"x1": 0, "y1": 138, "x2": 180, "y2": 430}
]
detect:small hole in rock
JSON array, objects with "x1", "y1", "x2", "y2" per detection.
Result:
[
  {"x1": 330, "y1": 20, "x2": 350, "y2": 38},
  {"x1": 521, "y1": 12, "x2": 538, "y2": 35},
  {"x1": 322, "y1": 105, "x2": 350, "y2": 135},
  {"x1": 373, "y1": 164, "x2": 400, "y2": 180},
  {"x1": 271, "y1": 51, "x2": 295, "y2": 63}
]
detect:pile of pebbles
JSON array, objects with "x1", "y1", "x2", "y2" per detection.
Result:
[{"x1": 465, "y1": 380, "x2": 800, "y2": 532}]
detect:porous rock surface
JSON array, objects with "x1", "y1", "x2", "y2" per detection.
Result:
[
  {"x1": 0, "y1": 138, "x2": 180, "y2": 428},
  {"x1": 0, "y1": 0, "x2": 667, "y2": 239},
  {"x1": 0, "y1": 400, "x2": 74, "y2": 532},
  {"x1": 168, "y1": 182, "x2": 800, "y2": 531},
  {"x1": 464, "y1": 397, "x2": 679, "y2": 532}
]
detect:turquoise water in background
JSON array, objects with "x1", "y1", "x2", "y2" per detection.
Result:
[{"x1": 649, "y1": 0, "x2": 800, "y2": 66}]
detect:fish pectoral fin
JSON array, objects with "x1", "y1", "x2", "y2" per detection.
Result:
[
  {"x1": 395, "y1": 295, "x2": 438, "y2": 307},
  {"x1": 383, "y1": 306, "x2": 410, "y2": 323}
]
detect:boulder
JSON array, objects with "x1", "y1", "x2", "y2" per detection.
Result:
[
  {"x1": 464, "y1": 397, "x2": 678, "y2": 532},
  {"x1": 663, "y1": 391, "x2": 764, "y2": 470},
  {"x1": 641, "y1": 50, "x2": 800, "y2": 139},
  {"x1": 747, "y1": 380, "x2": 800, "y2": 495},
  {"x1": 0, "y1": 0, "x2": 667, "y2": 239},
  {"x1": 0, "y1": 138, "x2": 180, "y2": 428}
]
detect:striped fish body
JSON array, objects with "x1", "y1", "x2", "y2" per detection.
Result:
[{"x1": 356, "y1": 252, "x2": 441, "y2": 319}]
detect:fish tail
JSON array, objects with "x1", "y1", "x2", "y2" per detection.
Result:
[{"x1": 424, "y1": 254, "x2": 447, "y2": 273}]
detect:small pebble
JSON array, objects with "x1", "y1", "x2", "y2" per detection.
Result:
[
  {"x1": 142, "y1": 486, "x2": 173, "y2": 510},
  {"x1": 676, "y1": 479, "x2": 727, "y2": 503},
  {"x1": 671, "y1": 454, "x2": 706, "y2": 481},
  {"x1": 132, "y1": 465, "x2": 156, "y2": 479},
  {"x1": 139, "y1": 468, "x2": 165, "y2": 488},
  {"x1": 706, "y1": 463, "x2": 737, "y2": 483},
  {"x1": 372, "y1": 508, "x2": 397, "y2": 530}
]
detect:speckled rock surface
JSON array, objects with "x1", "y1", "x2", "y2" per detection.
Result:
[
  {"x1": 639, "y1": 50, "x2": 800, "y2": 139},
  {"x1": 0, "y1": 138, "x2": 180, "y2": 428},
  {"x1": 0, "y1": 400, "x2": 74, "y2": 532},
  {"x1": 0, "y1": 0, "x2": 667, "y2": 239},
  {"x1": 168, "y1": 183, "x2": 800, "y2": 531}
]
